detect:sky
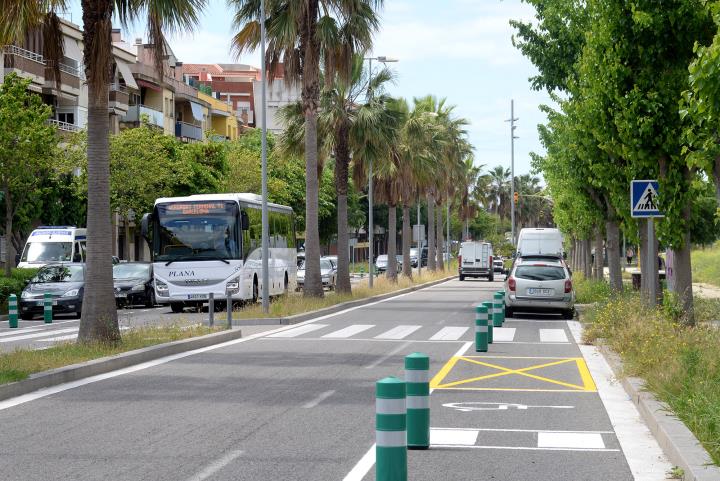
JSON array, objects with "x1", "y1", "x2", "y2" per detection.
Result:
[{"x1": 62, "y1": 0, "x2": 552, "y2": 178}]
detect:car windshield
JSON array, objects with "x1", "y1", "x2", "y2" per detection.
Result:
[
  {"x1": 32, "y1": 265, "x2": 84, "y2": 283},
  {"x1": 113, "y1": 264, "x2": 150, "y2": 279},
  {"x1": 514, "y1": 265, "x2": 565, "y2": 281},
  {"x1": 21, "y1": 242, "x2": 72, "y2": 263},
  {"x1": 320, "y1": 259, "x2": 333, "y2": 270},
  {"x1": 377, "y1": 255, "x2": 388, "y2": 262},
  {"x1": 410, "y1": 249, "x2": 418, "y2": 256}
]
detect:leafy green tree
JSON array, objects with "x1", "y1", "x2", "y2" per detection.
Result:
[{"x1": 0, "y1": 73, "x2": 56, "y2": 275}]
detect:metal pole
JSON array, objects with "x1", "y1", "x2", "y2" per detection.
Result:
[
  {"x1": 227, "y1": 292, "x2": 233, "y2": 328},
  {"x1": 446, "y1": 202, "x2": 450, "y2": 267},
  {"x1": 416, "y1": 201, "x2": 421, "y2": 277},
  {"x1": 367, "y1": 57, "x2": 374, "y2": 288},
  {"x1": 208, "y1": 292, "x2": 214, "y2": 327},
  {"x1": 510, "y1": 100, "x2": 516, "y2": 247},
  {"x1": 648, "y1": 219, "x2": 657, "y2": 306},
  {"x1": 260, "y1": 0, "x2": 270, "y2": 313}
]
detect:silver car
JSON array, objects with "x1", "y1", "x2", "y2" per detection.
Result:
[
  {"x1": 297, "y1": 257, "x2": 337, "y2": 290},
  {"x1": 504, "y1": 258, "x2": 574, "y2": 319}
]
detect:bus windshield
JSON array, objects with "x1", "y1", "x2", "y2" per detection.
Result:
[
  {"x1": 154, "y1": 201, "x2": 241, "y2": 262},
  {"x1": 21, "y1": 242, "x2": 72, "y2": 263}
]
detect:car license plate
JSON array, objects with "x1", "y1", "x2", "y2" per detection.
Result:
[
  {"x1": 115, "y1": 293, "x2": 127, "y2": 298},
  {"x1": 527, "y1": 288, "x2": 554, "y2": 296},
  {"x1": 187, "y1": 294, "x2": 207, "y2": 300}
]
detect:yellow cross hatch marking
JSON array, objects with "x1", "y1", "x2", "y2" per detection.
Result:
[{"x1": 430, "y1": 355, "x2": 597, "y2": 392}]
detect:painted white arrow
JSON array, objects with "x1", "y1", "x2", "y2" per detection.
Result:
[{"x1": 442, "y1": 402, "x2": 575, "y2": 412}]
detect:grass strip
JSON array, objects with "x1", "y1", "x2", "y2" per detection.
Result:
[
  {"x1": 692, "y1": 242, "x2": 720, "y2": 287},
  {"x1": 583, "y1": 292, "x2": 720, "y2": 464},
  {"x1": 236, "y1": 265, "x2": 456, "y2": 319},
  {"x1": 0, "y1": 324, "x2": 219, "y2": 385}
]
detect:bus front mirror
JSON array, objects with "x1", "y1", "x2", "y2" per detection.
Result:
[
  {"x1": 241, "y1": 211, "x2": 250, "y2": 230},
  {"x1": 140, "y1": 213, "x2": 152, "y2": 243}
]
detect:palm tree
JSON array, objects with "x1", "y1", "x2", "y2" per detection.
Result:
[
  {"x1": 3, "y1": 0, "x2": 207, "y2": 343},
  {"x1": 230, "y1": 0, "x2": 383, "y2": 297},
  {"x1": 488, "y1": 166, "x2": 511, "y2": 218},
  {"x1": 459, "y1": 158, "x2": 482, "y2": 239}
]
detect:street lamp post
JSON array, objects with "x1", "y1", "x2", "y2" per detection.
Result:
[
  {"x1": 260, "y1": 0, "x2": 269, "y2": 313},
  {"x1": 364, "y1": 55, "x2": 398, "y2": 288},
  {"x1": 505, "y1": 99, "x2": 519, "y2": 246}
]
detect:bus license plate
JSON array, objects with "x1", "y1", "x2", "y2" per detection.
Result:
[
  {"x1": 527, "y1": 288, "x2": 553, "y2": 296},
  {"x1": 187, "y1": 294, "x2": 207, "y2": 300}
]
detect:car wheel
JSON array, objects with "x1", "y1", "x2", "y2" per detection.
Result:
[
  {"x1": 74, "y1": 310, "x2": 82, "y2": 319},
  {"x1": 563, "y1": 309, "x2": 575, "y2": 320},
  {"x1": 20, "y1": 312, "x2": 34, "y2": 320},
  {"x1": 488, "y1": 274, "x2": 494, "y2": 282},
  {"x1": 459, "y1": 275, "x2": 465, "y2": 281},
  {"x1": 505, "y1": 306, "x2": 514, "y2": 319},
  {"x1": 170, "y1": 302, "x2": 184, "y2": 314},
  {"x1": 145, "y1": 290, "x2": 156, "y2": 308},
  {"x1": 252, "y1": 277, "x2": 258, "y2": 303}
]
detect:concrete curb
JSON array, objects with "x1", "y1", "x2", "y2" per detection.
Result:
[
  {"x1": 0, "y1": 328, "x2": 243, "y2": 402},
  {"x1": 597, "y1": 343, "x2": 720, "y2": 481},
  {"x1": 232, "y1": 275, "x2": 457, "y2": 326}
]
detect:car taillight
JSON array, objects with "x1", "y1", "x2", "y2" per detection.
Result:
[
  {"x1": 565, "y1": 279, "x2": 572, "y2": 293},
  {"x1": 508, "y1": 277, "x2": 516, "y2": 291}
]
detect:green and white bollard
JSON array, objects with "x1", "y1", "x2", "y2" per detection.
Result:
[
  {"x1": 8, "y1": 294, "x2": 18, "y2": 328},
  {"x1": 43, "y1": 293, "x2": 52, "y2": 323},
  {"x1": 376, "y1": 377, "x2": 407, "y2": 481},
  {"x1": 497, "y1": 290, "x2": 506, "y2": 324},
  {"x1": 482, "y1": 301, "x2": 494, "y2": 344},
  {"x1": 405, "y1": 353, "x2": 430, "y2": 450},
  {"x1": 475, "y1": 305, "x2": 488, "y2": 352},
  {"x1": 493, "y1": 292, "x2": 503, "y2": 327}
]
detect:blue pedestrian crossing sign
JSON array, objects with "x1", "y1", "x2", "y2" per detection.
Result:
[{"x1": 631, "y1": 180, "x2": 663, "y2": 218}]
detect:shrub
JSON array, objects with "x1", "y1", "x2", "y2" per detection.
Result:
[
  {"x1": 573, "y1": 273, "x2": 613, "y2": 304},
  {"x1": 0, "y1": 268, "x2": 38, "y2": 314}
]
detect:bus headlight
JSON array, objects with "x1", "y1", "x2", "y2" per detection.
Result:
[
  {"x1": 226, "y1": 277, "x2": 240, "y2": 293},
  {"x1": 131, "y1": 283, "x2": 145, "y2": 292},
  {"x1": 155, "y1": 280, "x2": 169, "y2": 296}
]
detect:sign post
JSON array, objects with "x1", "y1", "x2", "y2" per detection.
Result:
[{"x1": 631, "y1": 180, "x2": 663, "y2": 306}]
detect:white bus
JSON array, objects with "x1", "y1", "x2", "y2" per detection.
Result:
[
  {"x1": 141, "y1": 193, "x2": 297, "y2": 313},
  {"x1": 17, "y1": 226, "x2": 87, "y2": 268}
]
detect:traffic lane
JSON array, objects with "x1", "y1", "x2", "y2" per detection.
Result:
[{"x1": 0, "y1": 332, "x2": 464, "y2": 481}]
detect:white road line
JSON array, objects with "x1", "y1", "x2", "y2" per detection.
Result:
[
  {"x1": 431, "y1": 445, "x2": 620, "y2": 452},
  {"x1": 186, "y1": 449, "x2": 243, "y2": 481},
  {"x1": 0, "y1": 328, "x2": 40, "y2": 337},
  {"x1": 492, "y1": 327, "x2": 516, "y2": 342},
  {"x1": 342, "y1": 443, "x2": 376, "y2": 481},
  {"x1": 374, "y1": 325, "x2": 421, "y2": 340},
  {"x1": 430, "y1": 427, "x2": 614, "y2": 434},
  {"x1": 430, "y1": 428, "x2": 479, "y2": 446},
  {"x1": 540, "y1": 328, "x2": 569, "y2": 343},
  {"x1": 364, "y1": 342, "x2": 412, "y2": 369},
  {"x1": 0, "y1": 328, "x2": 78, "y2": 343},
  {"x1": 569, "y1": 321, "x2": 671, "y2": 481},
  {"x1": 302, "y1": 390, "x2": 335, "y2": 409},
  {"x1": 267, "y1": 324, "x2": 328, "y2": 338},
  {"x1": 260, "y1": 337, "x2": 466, "y2": 344},
  {"x1": 494, "y1": 341, "x2": 570, "y2": 345},
  {"x1": 322, "y1": 325, "x2": 374, "y2": 338},
  {"x1": 429, "y1": 326, "x2": 468, "y2": 341},
  {"x1": 537, "y1": 432, "x2": 605, "y2": 449},
  {"x1": 37, "y1": 334, "x2": 78, "y2": 343}
]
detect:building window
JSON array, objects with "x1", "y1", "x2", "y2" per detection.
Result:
[{"x1": 58, "y1": 112, "x2": 75, "y2": 125}]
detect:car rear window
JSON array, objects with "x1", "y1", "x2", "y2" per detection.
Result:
[{"x1": 514, "y1": 265, "x2": 565, "y2": 281}]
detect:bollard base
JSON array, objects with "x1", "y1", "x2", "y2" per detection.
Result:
[{"x1": 408, "y1": 445, "x2": 429, "y2": 450}]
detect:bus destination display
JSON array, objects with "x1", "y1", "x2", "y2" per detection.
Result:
[{"x1": 161, "y1": 202, "x2": 229, "y2": 216}]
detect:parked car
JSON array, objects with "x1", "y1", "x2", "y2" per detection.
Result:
[
  {"x1": 297, "y1": 257, "x2": 337, "y2": 290},
  {"x1": 409, "y1": 248, "x2": 419, "y2": 267},
  {"x1": 458, "y1": 241, "x2": 494, "y2": 281},
  {"x1": 375, "y1": 254, "x2": 402, "y2": 273},
  {"x1": 113, "y1": 262, "x2": 155, "y2": 308},
  {"x1": 296, "y1": 251, "x2": 305, "y2": 269},
  {"x1": 493, "y1": 257, "x2": 505, "y2": 274},
  {"x1": 19, "y1": 263, "x2": 85, "y2": 320},
  {"x1": 504, "y1": 257, "x2": 574, "y2": 319}
]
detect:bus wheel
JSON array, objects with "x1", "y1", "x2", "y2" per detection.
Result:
[
  {"x1": 252, "y1": 277, "x2": 259, "y2": 303},
  {"x1": 170, "y1": 302, "x2": 184, "y2": 313},
  {"x1": 283, "y1": 273, "x2": 289, "y2": 295}
]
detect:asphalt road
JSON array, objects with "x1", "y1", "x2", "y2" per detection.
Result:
[{"x1": 0, "y1": 278, "x2": 670, "y2": 480}]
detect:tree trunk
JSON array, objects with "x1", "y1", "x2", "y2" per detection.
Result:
[
  {"x1": 387, "y1": 205, "x2": 397, "y2": 281},
  {"x1": 570, "y1": 238, "x2": 578, "y2": 272},
  {"x1": 436, "y1": 202, "x2": 444, "y2": 271},
  {"x1": 714, "y1": 156, "x2": 720, "y2": 205},
  {"x1": 583, "y1": 238, "x2": 592, "y2": 280},
  {"x1": 4, "y1": 182, "x2": 12, "y2": 277},
  {"x1": 78, "y1": 0, "x2": 120, "y2": 343},
  {"x1": 594, "y1": 229, "x2": 603, "y2": 281},
  {"x1": 334, "y1": 123, "x2": 351, "y2": 294},
  {"x1": 123, "y1": 215, "x2": 131, "y2": 261},
  {"x1": 402, "y1": 204, "x2": 411, "y2": 278},
  {"x1": 299, "y1": 0, "x2": 322, "y2": 298},
  {"x1": 675, "y1": 167, "x2": 695, "y2": 323},
  {"x1": 606, "y1": 218, "x2": 623, "y2": 292},
  {"x1": 427, "y1": 193, "x2": 436, "y2": 271}
]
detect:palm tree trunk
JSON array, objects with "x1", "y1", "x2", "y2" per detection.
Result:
[
  {"x1": 300, "y1": 0, "x2": 323, "y2": 298},
  {"x1": 427, "y1": 193, "x2": 436, "y2": 271},
  {"x1": 387, "y1": 205, "x2": 397, "y2": 281},
  {"x1": 402, "y1": 204, "x2": 411, "y2": 278},
  {"x1": 334, "y1": 124, "x2": 351, "y2": 293},
  {"x1": 436, "y1": 202, "x2": 444, "y2": 271},
  {"x1": 78, "y1": 0, "x2": 119, "y2": 343}
]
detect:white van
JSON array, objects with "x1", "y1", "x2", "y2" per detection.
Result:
[
  {"x1": 17, "y1": 226, "x2": 87, "y2": 268},
  {"x1": 516, "y1": 228, "x2": 564, "y2": 258},
  {"x1": 458, "y1": 241, "x2": 494, "y2": 281}
]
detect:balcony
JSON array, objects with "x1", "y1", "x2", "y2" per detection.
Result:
[
  {"x1": 122, "y1": 104, "x2": 164, "y2": 128},
  {"x1": 43, "y1": 60, "x2": 82, "y2": 95},
  {"x1": 175, "y1": 121, "x2": 202, "y2": 141},
  {"x1": 47, "y1": 118, "x2": 81, "y2": 133},
  {"x1": 109, "y1": 84, "x2": 130, "y2": 114},
  {"x1": 3, "y1": 45, "x2": 45, "y2": 83}
]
